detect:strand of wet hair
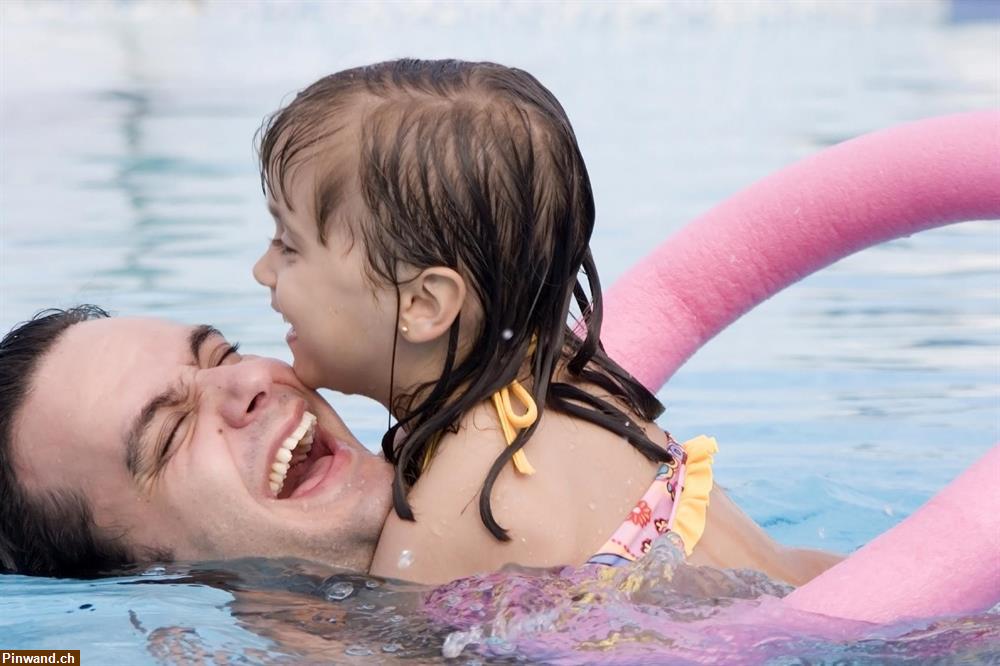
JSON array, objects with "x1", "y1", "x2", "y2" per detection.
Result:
[{"x1": 384, "y1": 315, "x2": 463, "y2": 521}]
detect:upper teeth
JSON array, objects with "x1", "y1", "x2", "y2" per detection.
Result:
[{"x1": 269, "y1": 412, "x2": 317, "y2": 496}]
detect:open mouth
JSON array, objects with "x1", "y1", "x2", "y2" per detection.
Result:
[
  {"x1": 278, "y1": 313, "x2": 297, "y2": 344},
  {"x1": 268, "y1": 411, "x2": 334, "y2": 498}
]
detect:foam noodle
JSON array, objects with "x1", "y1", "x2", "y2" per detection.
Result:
[
  {"x1": 603, "y1": 111, "x2": 1000, "y2": 388},
  {"x1": 784, "y1": 442, "x2": 1000, "y2": 623},
  {"x1": 601, "y1": 112, "x2": 1000, "y2": 623}
]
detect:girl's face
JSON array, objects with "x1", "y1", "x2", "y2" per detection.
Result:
[{"x1": 253, "y1": 158, "x2": 399, "y2": 403}]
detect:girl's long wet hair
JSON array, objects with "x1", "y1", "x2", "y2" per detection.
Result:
[{"x1": 259, "y1": 59, "x2": 668, "y2": 540}]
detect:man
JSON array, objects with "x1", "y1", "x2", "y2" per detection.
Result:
[
  {"x1": 0, "y1": 306, "x2": 393, "y2": 576},
  {"x1": 1, "y1": 305, "x2": 840, "y2": 584}
]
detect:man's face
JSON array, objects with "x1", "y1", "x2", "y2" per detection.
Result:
[{"x1": 14, "y1": 317, "x2": 393, "y2": 570}]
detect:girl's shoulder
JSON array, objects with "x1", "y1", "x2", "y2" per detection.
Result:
[
  {"x1": 370, "y1": 397, "x2": 666, "y2": 583},
  {"x1": 370, "y1": 402, "x2": 565, "y2": 583}
]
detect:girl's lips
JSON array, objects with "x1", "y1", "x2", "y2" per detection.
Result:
[{"x1": 285, "y1": 326, "x2": 297, "y2": 344}]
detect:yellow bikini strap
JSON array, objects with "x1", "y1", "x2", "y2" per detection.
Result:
[{"x1": 490, "y1": 379, "x2": 537, "y2": 475}]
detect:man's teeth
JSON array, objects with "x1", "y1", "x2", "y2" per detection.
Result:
[{"x1": 269, "y1": 412, "x2": 317, "y2": 495}]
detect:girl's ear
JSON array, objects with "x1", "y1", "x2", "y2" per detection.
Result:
[{"x1": 398, "y1": 267, "x2": 467, "y2": 343}]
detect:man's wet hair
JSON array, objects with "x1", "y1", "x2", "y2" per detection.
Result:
[
  {"x1": 0, "y1": 305, "x2": 160, "y2": 576},
  {"x1": 258, "y1": 59, "x2": 669, "y2": 539}
]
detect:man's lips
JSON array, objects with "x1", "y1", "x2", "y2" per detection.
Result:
[
  {"x1": 276, "y1": 430, "x2": 352, "y2": 500},
  {"x1": 288, "y1": 435, "x2": 345, "y2": 498},
  {"x1": 276, "y1": 431, "x2": 329, "y2": 499}
]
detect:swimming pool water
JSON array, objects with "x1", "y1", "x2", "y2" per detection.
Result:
[{"x1": 1, "y1": 1, "x2": 997, "y2": 662}]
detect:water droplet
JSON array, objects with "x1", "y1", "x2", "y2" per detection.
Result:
[
  {"x1": 817, "y1": 527, "x2": 826, "y2": 539},
  {"x1": 345, "y1": 645, "x2": 373, "y2": 657},
  {"x1": 141, "y1": 566, "x2": 166, "y2": 576},
  {"x1": 364, "y1": 579, "x2": 380, "y2": 589},
  {"x1": 398, "y1": 549, "x2": 413, "y2": 569},
  {"x1": 442, "y1": 626, "x2": 482, "y2": 659},
  {"x1": 390, "y1": 614, "x2": 404, "y2": 623},
  {"x1": 381, "y1": 642, "x2": 403, "y2": 654},
  {"x1": 624, "y1": 420, "x2": 631, "y2": 428},
  {"x1": 324, "y1": 581, "x2": 355, "y2": 601},
  {"x1": 587, "y1": 501, "x2": 596, "y2": 511},
  {"x1": 359, "y1": 603, "x2": 376, "y2": 611},
  {"x1": 485, "y1": 636, "x2": 516, "y2": 653},
  {"x1": 883, "y1": 505, "x2": 894, "y2": 516},
  {"x1": 501, "y1": 329, "x2": 513, "y2": 340}
]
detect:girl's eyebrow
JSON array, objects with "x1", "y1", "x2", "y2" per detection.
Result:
[
  {"x1": 266, "y1": 202, "x2": 309, "y2": 243},
  {"x1": 124, "y1": 324, "x2": 221, "y2": 480}
]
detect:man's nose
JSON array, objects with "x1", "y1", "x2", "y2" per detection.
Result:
[{"x1": 199, "y1": 358, "x2": 276, "y2": 428}]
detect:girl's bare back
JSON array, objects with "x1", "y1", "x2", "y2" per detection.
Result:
[{"x1": 371, "y1": 387, "x2": 841, "y2": 585}]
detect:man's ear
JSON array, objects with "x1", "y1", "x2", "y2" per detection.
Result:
[{"x1": 398, "y1": 267, "x2": 467, "y2": 343}]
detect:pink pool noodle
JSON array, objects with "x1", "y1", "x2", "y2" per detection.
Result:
[
  {"x1": 603, "y1": 111, "x2": 1000, "y2": 388},
  {"x1": 784, "y1": 442, "x2": 1000, "y2": 623},
  {"x1": 601, "y1": 112, "x2": 1000, "y2": 623}
]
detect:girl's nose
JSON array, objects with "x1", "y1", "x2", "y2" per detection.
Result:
[{"x1": 253, "y1": 250, "x2": 275, "y2": 289}]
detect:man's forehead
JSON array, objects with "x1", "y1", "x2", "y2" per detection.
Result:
[
  {"x1": 60, "y1": 316, "x2": 203, "y2": 355},
  {"x1": 26, "y1": 317, "x2": 224, "y2": 443},
  {"x1": 14, "y1": 317, "x2": 198, "y2": 489},
  {"x1": 40, "y1": 317, "x2": 222, "y2": 392}
]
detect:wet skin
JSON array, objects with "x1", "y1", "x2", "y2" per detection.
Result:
[
  {"x1": 253, "y1": 143, "x2": 402, "y2": 403},
  {"x1": 15, "y1": 317, "x2": 394, "y2": 570}
]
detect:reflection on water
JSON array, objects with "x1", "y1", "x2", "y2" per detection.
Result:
[
  {"x1": 8, "y1": 543, "x2": 997, "y2": 664},
  {"x1": 1, "y1": 1, "x2": 998, "y2": 663}
]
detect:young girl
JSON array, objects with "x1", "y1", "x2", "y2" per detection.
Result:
[{"x1": 253, "y1": 59, "x2": 839, "y2": 585}]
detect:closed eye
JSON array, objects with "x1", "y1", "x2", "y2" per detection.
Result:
[
  {"x1": 160, "y1": 411, "x2": 188, "y2": 463},
  {"x1": 159, "y1": 341, "x2": 242, "y2": 465},
  {"x1": 214, "y1": 341, "x2": 242, "y2": 366}
]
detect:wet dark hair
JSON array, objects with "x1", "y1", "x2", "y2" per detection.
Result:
[
  {"x1": 0, "y1": 305, "x2": 161, "y2": 576},
  {"x1": 258, "y1": 59, "x2": 668, "y2": 540}
]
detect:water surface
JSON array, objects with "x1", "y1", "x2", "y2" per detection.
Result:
[{"x1": 1, "y1": 1, "x2": 997, "y2": 662}]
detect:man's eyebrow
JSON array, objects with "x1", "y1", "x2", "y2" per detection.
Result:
[
  {"x1": 188, "y1": 324, "x2": 221, "y2": 362},
  {"x1": 124, "y1": 324, "x2": 221, "y2": 479}
]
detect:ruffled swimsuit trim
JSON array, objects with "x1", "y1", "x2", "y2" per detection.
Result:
[{"x1": 587, "y1": 435, "x2": 718, "y2": 567}]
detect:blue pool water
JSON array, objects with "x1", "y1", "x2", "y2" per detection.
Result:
[{"x1": 1, "y1": 1, "x2": 998, "y2": 662}]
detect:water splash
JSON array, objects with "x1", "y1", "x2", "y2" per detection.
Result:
[
  {"x1": 420, "y1": 535, "x2": 1000, "y2": 663},
  {"x1": 323, "y1": 581, "x2": 354, "y2": 602}
]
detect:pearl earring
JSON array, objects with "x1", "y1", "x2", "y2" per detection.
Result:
[{"x1": 400, "y1": 324, "x2": 409, "y2": 333}]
